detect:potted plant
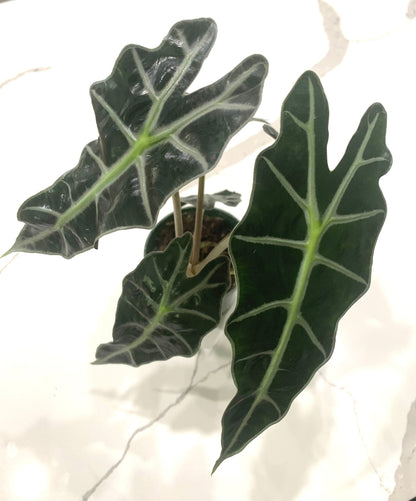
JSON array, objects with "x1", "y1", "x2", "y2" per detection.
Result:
[{"x1": 2, "y1": 17, "x2": 391, "y2": 472}]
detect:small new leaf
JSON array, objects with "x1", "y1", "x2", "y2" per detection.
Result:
[
  {"x1": 94, "y1": 233, "x2": 229, "y2": 367},
  {"x1": 214, "y1": 71, "x2": 391, "y2": 471},
  {"x1": 181, "y1": 190, "x2": 242, "y2": 210}
]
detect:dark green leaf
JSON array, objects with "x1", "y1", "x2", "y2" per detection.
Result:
[
  {"x1": 7, "y1": 18, "x2": 267, "y2": 258},
  {"x1": 214, "y1": 71, "x2": 391, "y2": 471},
  {"x1": 181, "y1": 190, "x2": 241, "y2": 210},
  {"x1": 94, "y1": 233, "x2": 229, "y2": 367}
]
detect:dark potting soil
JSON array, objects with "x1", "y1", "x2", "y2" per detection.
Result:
[{"x1": 154, "y1": 211, "x2": 234, "y2": 261}]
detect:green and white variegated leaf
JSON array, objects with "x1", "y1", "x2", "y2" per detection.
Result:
[
  {"x1": 94, "y1": 233, "x2": 229, "y2": 367},
  {"x1": 181, "y1": 190, "x2": 242, "y2": 210},
  {"x1": 214, "y1": 71, "x2": 391, "y2": 471},
  {"x1": 6, "y1": 18, "x2": 268, "y2": 258}
]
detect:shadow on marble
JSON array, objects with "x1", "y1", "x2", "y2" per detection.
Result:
[
  {"x1": 1, "y1": 409, "x2": 218, "y2": 500},
  {"x1": 89, "y1": 327, "x2": 234, "y2": 436}
]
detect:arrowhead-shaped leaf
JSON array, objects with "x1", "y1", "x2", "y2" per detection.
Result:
[
  {"x1": 214, "y1": 71, "x2": 392, "y2": 470},
  {"x1": 94, "y1": 233, "x2": 229, "y2": 367},
  {"x1": 7, "y1": 18, "x2": 268, "y2": 258}
]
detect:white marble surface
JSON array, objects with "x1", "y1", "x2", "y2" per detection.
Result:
[{"x1": 1, "y1": 1, "x2": 416, "y2": 500}]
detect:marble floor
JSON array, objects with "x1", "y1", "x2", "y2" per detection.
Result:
[{"x1": 1, "y1": 1, "x2": 416, "y2": 500}]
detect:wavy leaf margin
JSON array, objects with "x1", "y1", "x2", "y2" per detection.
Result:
[
  {"x1": 5, "y1": 18, "x2": 268, "y2": 258},
  {"x1": 94, "y1": 233, "x2": 229, "y2": 367},
  {"x1": 214, "y1": 71, "x2": 392, "y2": 471}
]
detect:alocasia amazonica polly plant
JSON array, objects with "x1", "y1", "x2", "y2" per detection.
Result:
[{"x1": 2, "y1": 18, "x2": 391, "y2": 472}]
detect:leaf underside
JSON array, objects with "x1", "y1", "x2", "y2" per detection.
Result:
[
  {"x1": 8, "y1": 18, "x2": 267, "y2": 258},
  {"x1": 214, "y1": 71, "x2": 391, "y2": 471},
  {"x1": 94, "y1": 233, "x2": 229, "y2": 367}
]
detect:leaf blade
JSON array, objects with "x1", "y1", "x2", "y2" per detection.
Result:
[
  {"x1": 8, "y1": 19, "x2": 268, "y2": 258},
  {"x1": 94, "y1": 233, "x2": 229, "y2": 367},
  {"x1": 215, "y1": 71, "x2": 391, "y2": 470}
]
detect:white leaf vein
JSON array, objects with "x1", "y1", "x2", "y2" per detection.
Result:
[
  {"x1": 231, "y1": 299, "x2": 291, "y2": 324},
  {"x1": 329, "y1": 209, "x2": 384, "y2": 226},
  {"x1": 315, "y1": 254, "x2": 367, "y2": 285},
  {"x1": 169, "y1": 134, "x2": 209, "y2": 171},
  {"x1": 131, "y1": 48, "x2": 158, "y2": 102},
  {"x1": 263, "y1": 157, "x2": 308, "y2": 212},
  {"x1": 234, "y1": 235, "x2": 306, "y2": 251},
  {"x1": 296, "y1": 315, "x2": 327, "y2": 358},
  {"x1": 90, "y1": 90, "x2": 137, "y2": 145}
]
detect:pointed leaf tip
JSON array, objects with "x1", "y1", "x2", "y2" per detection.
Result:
[
  {"x1": 1, "y1": 249, "x2": 12, "y2": 259},
  {"x1": 211, "y1": 459, "x2": 221, "y2": 475}
]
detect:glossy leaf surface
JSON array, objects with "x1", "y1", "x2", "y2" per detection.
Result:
[
  {"x1": 7, "y1": 18, "x2": 267, "y2": 258},
  {"x1": 181, "y1": 190, "x2": 241, "y2": 210},
  {"x1": 94, "y1": 233, "x2": 229, "y2": 367},
  {"x1": 215, "y1": 71, "x2": 391, "y2": 470}
]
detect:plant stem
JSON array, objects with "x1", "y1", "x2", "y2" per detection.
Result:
[
  {"x1": 189, "y1": 176, "x2": 205, "y2": 274},
  {"x1": 193, "y1": 234, "x2": 230, "y2": 275},
  {"x1": 172, "y1": 192, "x2": 183, "y2": 237}
]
